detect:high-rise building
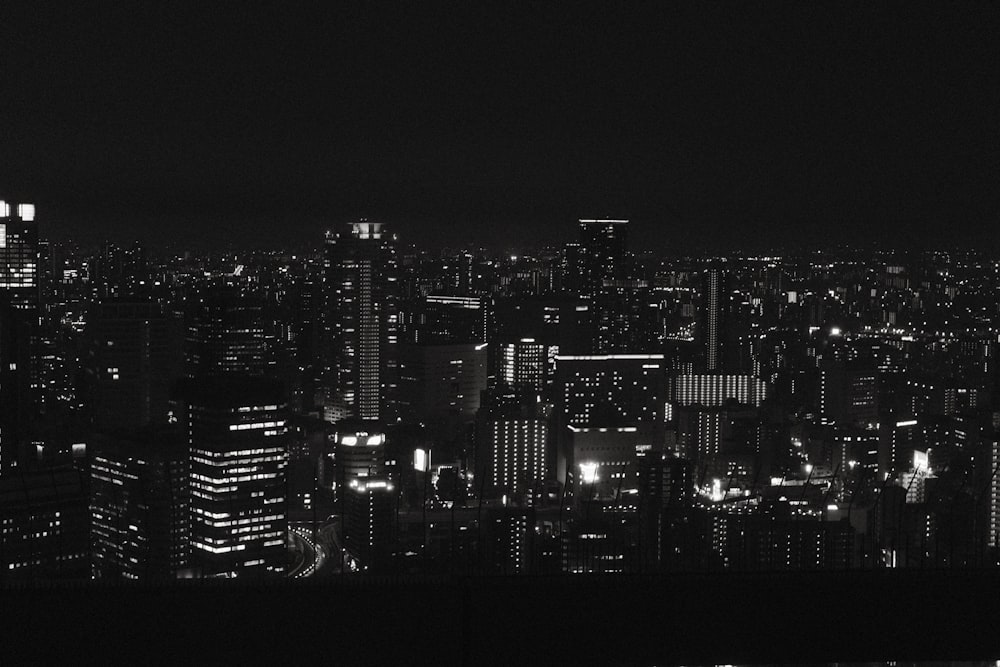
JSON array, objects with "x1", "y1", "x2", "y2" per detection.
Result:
[
  {"x1": 698, "y1": 267, "x2": 727, "y2": 372},
  {"x1": 555, "y1": 354, "x2": 666, "y2": 427},
  {"x1": 181, "y1": 376, "x2": 289, "y2": 578},
  {"x1": 92, "y1": 241, "x2": 149, "y2": 299},
  {"x1": 578, "y1": 219, "x2": 628, "y2": 295},
  {"x1": 398, "y1": 342, "x2": 487, "y2": 428},
  {"x1": 89, "y1": 426, "x2": 190, "y2": 580},
  {"x1": 499, "y1": 339, "x2": 550, "y2": 395},
  {"x1": 88, "y1": 301, "x2": 185, "y2": 430},
  {"x1": 669, "y1": 374, "x2": 768, "y2": 410},
  {"x1": 0, "y1": 201, "x2": 39, "y2": 311},
  {"x1": 400, "y1": 294, "x2": 488, "y2": 346},
  {"x1": 0, "y1": 298, "x2": 33, "y2": 476},
  {"x1": 331, "y1": 421, "x2": 387, "y2": 501},
  {"x1": 990, "y1": 438, "x2": 1000, "y2": 551},
  {"x1": 0, "y1": 201, "x2": 41, "y2": 409},
  {"x1": 819, "y1": 358, "x2": 878, "y2": 426},
  {"x1": 343, "y1": 476, "x2": 396, "y2": 572},
  {"x1": 476, "y1": 389, "x2": 549, "y2": 499},
  {"x1": 323, "y1": 221, "x2": 400, "y2": 422},
  {"x1": 186, "y1": 294, "x2": 266, "y2": 377},
  {"x1": 0, "y1": 466, "x2": 89, "y2": 582}
]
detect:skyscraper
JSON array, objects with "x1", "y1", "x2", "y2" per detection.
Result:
[
  {"x1": 186, "y1": 293, "x2": 266, "y2": 377},
  {"x1": 0, "y1": 201, "x2": 39, "y2": 311},
  {"x1": 0, "y1": 201, "x2": 41, "y2": 410},
  {"x1": 699, "y1": 267, "x2": 727, "y2": 372},
  {"x1": 181, "y1": 376, "x2": 289, "y2": 578},
  {"x1": 323, "y1": 221, "x2": 400, "y2": 422},
  {"x1": 89, "y1": 426, "x2": 190, "y2": 580},
  {"x1": 331, "y1": 421, "x2": 387, "y2": 501},
  {"x1": 88, "y1": 301, "x2": 185, "y2": 430},
  {"x1": 0, "y1": 298, "x2": 32, "y2": 476},
  {"x1": 343, "y1": 476, "x2": 396, "y2": 572},
  {"x1": 0, "y1": 466, "x2": 89, "y2": 582},
  {"x1": 578, "y1": 219, "x2": 628, "y2": 295}
]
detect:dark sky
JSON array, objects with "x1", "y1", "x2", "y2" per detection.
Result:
[{"x1": 1, "y1": 3, "x2": 997, "y2": 251}]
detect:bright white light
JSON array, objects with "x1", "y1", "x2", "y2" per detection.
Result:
[
  {"x1": 710, "y1": 478, "x2": 723, "y2": 502},
  {"x1": 913, "y1": 450, "x2": 928, "y2": 471},
  {"x1": 0, "y1": 201, "x2": 8, "y2": 217},
  {"x1": 848, "y1": 460, "x2": 857, "y2": 469},
  {"x1": 414, "y1": 448, "x2": 428, "y2": 472},
  {"x1": 805, "y1": 464, "x2": 813, "y2": 474},
  {"x1": 17, "y1": 203, "x2": 34, "y2": 221},
  {"x1": 340, "y1": 436, "x2": 357, "y2": 446},
  {"x1": 830, "y1": 327, "x2": 842, "y2": 337},
  {"x1": 827, "y1": 504, "x2": 839, "y2": 511},
  {"x1": 579, "y1": 462, "x2": 599, "y2": 484},
  {"x1": 366, "y1": 434, "x2": 384, "y2": 446},
  {"x1": 770, "y1": 477, "x2": 784, "y2": 486}
]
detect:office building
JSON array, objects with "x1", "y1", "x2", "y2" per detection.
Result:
[
  {"x1": 182, "y1": 376, "x2": 289, "y2": 578},
  {"x1": 819, "y1": 358, "x2": 878, "y2": 426},
  {"x1": 0, "y1": 466, "x2": 89, "y2": 582},
  {"x1": 499, "y1": 338, "x2": 551, "y2": 395},
  {"x1": 0, "y1": 201, "x2": 41, "y2": 410},
  {"x1": 577, "y1": 219, "x2": 628, "y2": 295},
  {"x1": 88, "y1": 301, "x2": 185, "y2": 430},
  {"x1": 0, "y1": 201, "x2": 39, "y2": 311},
  {"x1": 186, "y1": 294, "x2": 266, "y2": 377},
  {"x1": 398, "y1": 341, "x2": 487, "y2": 428},
  {"x1": 89, "y1": 426, "x2": 190, "y2": 580},
  {"x1": 400, "y1": 294, "x2": 488, "y2": 345},
  {"x1": 555, "y1": 354, "x2": 666, "y2": 427}
]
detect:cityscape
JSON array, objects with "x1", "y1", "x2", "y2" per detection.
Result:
[
  {"x1": 6, "y1": 211, "x2": 1000, "y2": 585},
  {"x1": 3, "y1": 3, "x2": 999, "y2": 665}
]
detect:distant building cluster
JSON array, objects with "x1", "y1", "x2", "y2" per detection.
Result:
[{"x1": 3, "y1": 206, "x2": 1000, "y2": 581}]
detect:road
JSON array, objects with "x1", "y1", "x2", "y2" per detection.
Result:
[{"x1": 287, "y1": 524, "x2": 327, "y2": 578}]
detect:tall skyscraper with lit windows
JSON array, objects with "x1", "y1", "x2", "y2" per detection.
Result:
[
  {"x1": 181, "y1": 376, "x2": 289, "y2": 578},
  {"x1": 0, "y1": 201, "x2": 39, "y2": 312},
  {"x1": 699, "y1": 267, "x2": 727, "y2": 372},
  {"x1": 0, "y1": 202, "x2": 41, "y2": 475},
  {"x1": 323, "y1": 221, "x2": 400, "y2": 422}
]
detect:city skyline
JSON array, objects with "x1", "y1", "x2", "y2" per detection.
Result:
[{"x1": 3, "y1": 3, "x2": 1000, "y2": 664}]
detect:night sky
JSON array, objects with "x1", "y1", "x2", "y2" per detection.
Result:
[{"x1": 2, "y1": 3, "x2": 997, "y2": 251}]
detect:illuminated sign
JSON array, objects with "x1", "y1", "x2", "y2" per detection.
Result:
[
  {"x1": 17, "y1": 203, "x2": 34, "y2": 221},
  {"x1": 0, "y1": 223, "x2": 5, "y2": 248}
]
